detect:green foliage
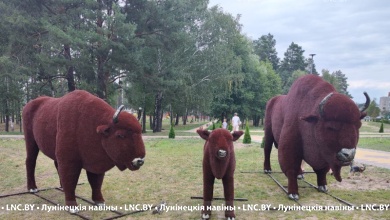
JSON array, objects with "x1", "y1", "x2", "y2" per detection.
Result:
[
  {"x1": 228, "y1": 123, "x2": 233, "y2": 131},
  {"x1": 278, "y1": 42, "x2": 307, "y2": 93},
  {"x1": 212, "y1": 122, "x2": 216, "y2": 130},
  {"x1": 321, "y1": 69, "x2": 352, "y2": 98},
  {"x1": 253, "y1": 33, "x2": 280, "y2": 71},
  {"x1": 379, "y1": 121, "x2": 384, "y2": 133},
  {"x1": 169, "y1": 123, "x2": 175, "y2": 139},
  {"x1": 366, "y1": 99, "x2": 381, "y2": 118},
  {"x1": 243, "y1": 122, "x2": 251, "y2": 144},
  {"x1": 0, "y1": 0, "x2": 355, "y2": 134}
]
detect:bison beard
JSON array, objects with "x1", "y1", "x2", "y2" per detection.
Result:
[
  {"x1": 263, "y1": 75, "x2": 369, "y2": 200},
  {"x1": 23, "y1": 90, "x2": 145, "y2": 210},
  {"x1": 197, "y1": 128, "x2": 243, "y2": 220}
]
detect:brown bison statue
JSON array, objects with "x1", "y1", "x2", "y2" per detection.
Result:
[
  {"x1": 197, "y1": 128, "x2": 244, "y2": 220},
  {"x1": 263, "y1": 75, "x2": 369, "y2": 200},
  {"x1": 23, "y1": 90, "x2": 145, "y2": 211}
]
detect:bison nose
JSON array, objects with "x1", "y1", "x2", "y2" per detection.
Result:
[
  {"x1": 132, "y1": 158, "x2": 145, "y2": 168},
  {"x1": 218, "y1": 150, "x2": 227, "y2": 158},
  {"x1": 336, "y1": 148, "x2": 356, "y2": 163}
]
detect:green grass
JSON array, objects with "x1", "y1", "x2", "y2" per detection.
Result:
[
  {"x1": 1, "y1": 138, "x2": 390, "y2": 219},
  {"x1": 358, "y1": 137, "x2": 390, "y2": 152}
]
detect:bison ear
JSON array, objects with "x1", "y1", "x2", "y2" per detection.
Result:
[
  {"x1": 97, "y1": 125, "x2": 111, "y2": 136},
  {"x1": 300, "y1": 115, "x2": 319, "y2": 123},
  {"x1": 232, "y1": 131, "x2": 244, "y2": 141},
  {"x1": 197, "y1": 129, "x2": 210, "y2": 140}
]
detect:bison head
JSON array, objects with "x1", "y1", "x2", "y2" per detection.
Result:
[
  {"x1": 300, "y1": 92, "x2": 369, "y2": 182},
  {"x1": 197, "y1": 128, "x2": 243, "y2": 179},
  {"x1": 97, "y1": 105, "x2": 145, "y2": 171}
]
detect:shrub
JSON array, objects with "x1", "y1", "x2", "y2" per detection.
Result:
[
  {"x1": 228, "y1": 123, "x2": 233, "y2": 132},
  {"x1": 169, "y1": 123, "x2": 175, "y2": 139},
  {"x1": 243, "y1": 122, "x2": 251, "y2": 144},
  {"x1": 379, "y1": 121, "x2": 384, "y2": 133}
]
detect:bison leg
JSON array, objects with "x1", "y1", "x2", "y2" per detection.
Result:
[
  {"x1": 58, "y1": 162, "x2": 82, "y2": 209},
  {"x1": 25, "y1": 140, "x2": 39, "y2": 192},
  {"x1": 86, "y1": 171, "x2": 105, "y2": 205},
  {"x1": 202, "y1": 170, "x2": 214, "y2": 219},
  {"x1": 263, "y1": 131, "x2": 274, "y2": 173},
  {"x1": 222, "y1": 174, "x2": 235, "y2": 219},
  {"x1": 314, "y1": 167, "x2": 329, "y2": 193},
  {"x1": 54, "y1": 161, "x2": 63, "y2": 189},
  {"x1": 278, "y1": 140, "x2": 301, "y2": 200}
]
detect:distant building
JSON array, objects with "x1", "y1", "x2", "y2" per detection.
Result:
[{"x1": 379, "y1": 92, "x2": 390, "y2": 114}]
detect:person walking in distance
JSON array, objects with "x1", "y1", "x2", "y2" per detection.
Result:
[
  {"x1": 222, "y1": 118, "x2": 228, "y2": 129},
  {"x1": 232, "y1": 113, "x2": 241, "y2": 131}
]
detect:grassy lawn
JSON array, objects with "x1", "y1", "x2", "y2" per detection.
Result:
[
  {"x1": 1, "y1": 138, "x2": 389, "y2": 219},
  {"x1": 358, "y1": 137, "x2": 390, "y2": 152}
]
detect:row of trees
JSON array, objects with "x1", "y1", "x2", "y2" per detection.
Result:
[{"x1": 0, "y1": 0, "x2": 353, "y2": 132}]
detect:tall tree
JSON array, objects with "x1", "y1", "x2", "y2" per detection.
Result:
[
  {"x1": 321, "y1": 69, "x2": 352, "y2": 98},
  {"x1": 278, "y1": 42, "x2": 307, "y2": 92},
  {"x1": 253, "y1": 33, "x2": 279, "y2": 71}
]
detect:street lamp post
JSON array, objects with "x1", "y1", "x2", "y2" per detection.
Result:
[{"x1": 309, "y1": 53, "x2": 316, "y2": 74}]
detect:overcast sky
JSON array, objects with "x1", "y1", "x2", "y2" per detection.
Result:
[{"x1": 208, "y1": 0, "x2": 390, "y2": 104}]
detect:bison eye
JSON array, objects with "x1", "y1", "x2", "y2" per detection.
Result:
[
  {"x1": 327, "y1": 126, "x2": 340, "y2": 132},
  {"x1": 116, "y1": 134, "x2": 125, "y2": 139},
  {"x1": 327, "y1": 127, "x2": 335, "y2": 131}
]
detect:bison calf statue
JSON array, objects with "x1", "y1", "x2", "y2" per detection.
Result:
[
  {"x1": 197, "y1": 128, "x2": 243, "y2": 220},
  {"x1": 23, "y1": 90, "x2": 145, "y2": 211},
  {"x1": 263, "y1": 75, "x2": 369, "y2": 200}
]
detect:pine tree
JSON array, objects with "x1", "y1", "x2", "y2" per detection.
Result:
[
  {"x1": 379, "y1": 121, "x2": 384, "y2": 133},
  {"x1": 169, "y1": 123, "x2": 175, "y2": 139},
  {"x1": 243, "y1": 122, "x2": 251, "y2": 144}
]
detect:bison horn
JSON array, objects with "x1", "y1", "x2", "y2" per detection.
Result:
[
  {"x1": 113, "y1": 105, "x2": 125, "y2": 124},
  {"x1": 319, "y1": 92, "x2": 333, "y2": 118},
  {"x1": 360, "y1": 92, "x2": 370, "y2": 113}
]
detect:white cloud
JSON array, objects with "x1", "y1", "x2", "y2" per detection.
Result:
[{"x1": 349, "y1": 80, "x2": 390, "y2": 89}]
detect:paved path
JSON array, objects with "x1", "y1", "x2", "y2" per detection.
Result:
[{"x1": 1, "y1": 131, "x2": 390, "y2": 169}]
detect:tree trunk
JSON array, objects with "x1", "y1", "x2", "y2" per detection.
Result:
[
  {"x1": 182, "y1": 108, "x2": 188, "y2": 125},
  {"x1": 149, "y1": 115, "x2": 153, "y2": 130},
  {"x1": 3, "y1": 99, "x2": 9, "y2": 132},
  {"x1": 95, "y1": 2, "x2": 109, "y2": 101},
  {"x1": 142, "y1": 108, "x2": 146, "y2": 133},
  {"x1": 153, "y1": 91, "x2": 163, "y2": 132},
  {"x1": 63, "y1": 44, "x2": 76, "y2": 92},
  {"x1": 175, "y1": 114, "x2": 179, "y2": 125}
]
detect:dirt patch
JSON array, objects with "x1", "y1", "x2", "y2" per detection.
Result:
[{"x1": 329, "y1": 165, "x2": 390, "y2": 190}]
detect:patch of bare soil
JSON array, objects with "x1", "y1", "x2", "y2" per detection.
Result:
[{"x1": 329, "y1": 165, "x2": 390, "y2": 190}]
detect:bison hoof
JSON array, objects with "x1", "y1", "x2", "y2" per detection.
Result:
[
  {"x1": 288, "y1": 194, "x2": 299, "y2": 200},
  {"x1": 68, "y1": 206, "x2": 79, "y2": 214},
  {"x1": 202, "y1": 213, "x2": 210, "y2": 219},
  {"x1": 227, "y1": 217, "x2": 235, "y2": 220},
  {"x1": 264, "y1": 169, "x2": 272, "y2": 174},
  {"x1": 29, "y1": 188, "x2": 38, "y2": 193},
  {"x1": 95, "y1": 202, "x2": 105, "y2": 206},
  {"x1": 297, "y1": 174, "x2": 304, "y2": 179},
  {"x1": 318, "y1": 185, "x2": 328, "y2": 193}
]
